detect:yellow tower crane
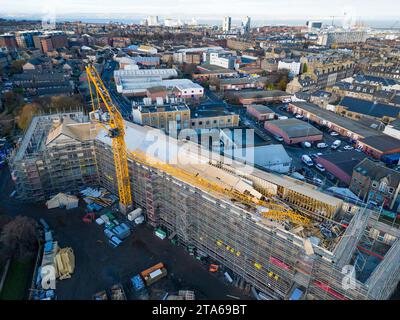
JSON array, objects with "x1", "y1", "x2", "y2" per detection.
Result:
[
  {"x1": 85, "y1": 64, "x2": 132, "y2": 213},
  {"x1": 85, "y1": 64, "x2": 309, "y2": 226}
]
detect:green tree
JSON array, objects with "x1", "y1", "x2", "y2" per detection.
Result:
[{"x1": 302, "y1": 63, "x2": 308, "y2": 74}]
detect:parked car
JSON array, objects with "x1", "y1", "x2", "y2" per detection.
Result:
[
  {"x1": 301, "y1": 155, "x2": 314, "y2": 166},
  {"x1": 295, "y1": 114, "x2": 303, "y2": 119},
  {"x1": 301, "y1": 141, "x2": 312, "y2": 148},
  {"x1": 331, "y1": 140, "x2": 342, "y2": 150},
  {"x1": 310, "y1": 153, "x2": 323, "y2": 160},
  {"x1": 274, "y1": 135, "x2": 284, "y2": 142},
  {"x1": 313, "y1": 177, "x2": 323, "y2": 186},
  {"x1": 317, "y1": 142, "x2": 328, "y2": 149},
  {"x1": 315, "y1": 163, "x2": 326, "y2": 172},
  {"x1": 343, "y1": 145, "x2": 354, "y2": 150},
  {"x1": 302, "y1": 167, "x2": 314, "y2": 178},
  {"x1": 278, "y1": 115, "x2": 288, "y2": 120},
  {"x1": 330, "y1": 131, "x2": 339, "y2": 136}
]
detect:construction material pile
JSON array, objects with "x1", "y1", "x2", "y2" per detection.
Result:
[
  {"x1": 46, "y1": 193, "x2": 79, "y2": 210},
  {"x1": 80, "y1": 187, "x2": 118, "y2": 211},
  {"x1": 110, "y1": 283, "x2": 127, "y2": 300},
  {"x1": 55, "y1": 247, "x2": 75, "y2": 280},
  {"x1": 167, "y1": 290, "x2": 196, "y2": 300}
]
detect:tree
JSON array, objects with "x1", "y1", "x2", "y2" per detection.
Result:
[
  {"x1": 17, "y1": 103, "x2": 40, "y2": 130},
  {"x1": 1, "y1": 91, "x2": 24, "y2": 114},
  {"x1": 0, "y1": 216, "x2": 39, "y2": 260},
  {"x1": 9, "y1": 59, "x2": 25, "y2": 75},
  {"x1": 48, "y1": 95, "x2": 83, "y2": 112},
  {"x1": 278, "y1": 78, "x2": 288, "y2": 91},
  {"x1": 266, "y1": 83, "x2": 275, "y2": 90},
  {"x1": 302, "y1": 63, "x2": 308, "y2": 74}
]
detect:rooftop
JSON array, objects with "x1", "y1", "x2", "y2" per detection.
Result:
[
  {"x1": 233, "y1": 90, "x2": 290, "y2": 99},
  {"x1": 318, "y1": 151, "x2": 367, "y2": 177},
  {"x1": 354, "y1": 158, "x2": 400, "y2": 187},
  {"x1": 360, "y1": 134, "x2": 400, "y2": 152},
  {"x1": 339, "y1": 97, "x2": 400, "y2": 119},
  {"x1": 267, "y1": 118, "x2": 322, "y2": 138},
  {"x1": 290, "y1": 101, "x2": 381, "y2": 138},
  {"x1": 248, "y1": 104, "x2": 274, "y2": 114}
]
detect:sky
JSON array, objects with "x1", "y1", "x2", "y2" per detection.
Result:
[{"x1": 0, "y1": 0, "x2": 399, "y2": 20}]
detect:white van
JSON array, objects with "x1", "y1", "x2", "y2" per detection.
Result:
[
  {"x1": 331, "y1": 140, "x2": 342, "y2": 150},
  {"x1": 301, "y1": 155, "x2": 314, "y2": 166},
  {"x1": 278, "y1": 115, "x2": 288, "y2": 120}
]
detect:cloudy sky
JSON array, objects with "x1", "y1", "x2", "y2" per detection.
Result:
[{"x1": 1, "y1": 0, "x2": 399, "y2": 20}]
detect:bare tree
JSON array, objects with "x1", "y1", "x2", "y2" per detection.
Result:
[{"x1": 0, "y1": 216, "x2": 39, "y2": 260}]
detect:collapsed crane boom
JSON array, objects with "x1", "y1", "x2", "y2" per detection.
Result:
[{"x1": 86, "y1": 65, "x2": 132, "y2": 212}]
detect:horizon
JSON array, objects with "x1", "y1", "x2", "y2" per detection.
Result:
[{"x1": 1, "y1": 0, "x2": 400, "y2": 21}]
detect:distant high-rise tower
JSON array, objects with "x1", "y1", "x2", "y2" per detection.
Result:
[
  {"x1": 147, "y1": 16, "x2": 159, "y2": 26},
  {"x1": 222, "y1": 16, "x2": 232, "y2": 32},
  {"x1": 242, "y1": 16, "x2": 251, "y2": 33}
]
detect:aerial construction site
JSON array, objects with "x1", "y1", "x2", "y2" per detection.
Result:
[{"x1": 8, "y1": 67, "x2": 400, "y2": 301}]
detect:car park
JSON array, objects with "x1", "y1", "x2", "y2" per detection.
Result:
[{"x1": 315, "y1": 163, "x2": 326, "y2": 172}]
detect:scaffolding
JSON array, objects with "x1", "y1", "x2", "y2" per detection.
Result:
[{"x1": 9, "y1": 113, "x2": 400, "y2": 300}]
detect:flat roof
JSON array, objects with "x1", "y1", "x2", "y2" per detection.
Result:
[
  {"x1": 248, "y1": 104, "x2": 274, "y2": 114},
  {"x1": 234, "y1": 90, "x2": 291, "y2": 99},
  {"x1": 290, "y1": 101, "x2": 380, "y2": 138},
  {"x1": 196, "y1": 64, "x2": 237, "y2": 73},
  {"x1": 360, "y1": 134, "x2": 400, "y2": 152},
  {"x1": 318, "y1": 151, "x2": 367, "y2": 176},
  {"x1": 267, "y1": 118, "x2": 322, "y2": 138},
  {"x1": 340, "y1": 97, "x2": 400, "y2": 118}
]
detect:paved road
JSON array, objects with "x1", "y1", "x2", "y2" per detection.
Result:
[
  {"x1": 0, "y1": 167, "x2": 250, "y2": 300},
  {"x1": 101, "y1": 60, "x2": 132, "y2": 120}
]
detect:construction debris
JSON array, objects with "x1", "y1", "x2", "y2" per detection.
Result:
[
  {"x1": 80, "y1": 187, "x2": 117, "y2": 210},
  {"x1": 93, "y1": 290, "x2": 108, "y2": 300},
  {"x1": 46, "y1": 193, "x2": 79, "y2": 210},
  {"x1": 109, "y1": 283, "x2": 127, "y2": 300},
  {"x1": 167, "y1": 290, "x2": 195, "y2": 300}
]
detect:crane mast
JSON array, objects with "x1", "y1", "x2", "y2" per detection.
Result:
[{"x1": 85, "y1": 64, "x2": 132, "y2": 213}]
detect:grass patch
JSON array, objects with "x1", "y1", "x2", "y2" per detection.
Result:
[{"x1": 0, "y1": 258, "x2": 34, "y2": 300}]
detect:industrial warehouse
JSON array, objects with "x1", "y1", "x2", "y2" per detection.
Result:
[{"x1": 8, "y1": 110, "x2": 400, "y2": 300}]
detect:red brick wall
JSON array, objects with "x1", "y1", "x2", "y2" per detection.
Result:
[{"x1": 316, "y1": 157, "x2": 352, "y2": 185}]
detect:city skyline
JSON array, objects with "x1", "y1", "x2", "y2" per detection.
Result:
[{"x1": 1, "y1": 0, "x2": 399, "y2": 20}]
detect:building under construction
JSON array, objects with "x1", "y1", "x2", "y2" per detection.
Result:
[{"x1": 9, "y1": 112, "x2": 400, "y2": 300}]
